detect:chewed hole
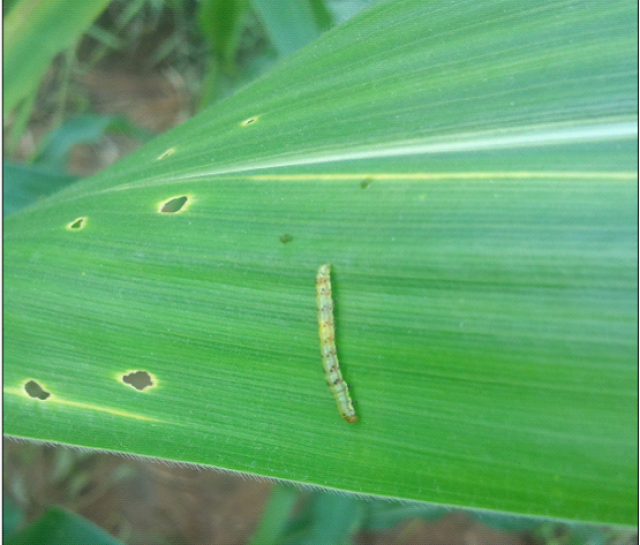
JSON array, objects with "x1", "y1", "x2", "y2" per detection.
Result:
[
  {"x1": 360, "y1": 177, "x2": 373, "y2": 189},
  {"x1": 241, "y1": 116, "x2": 259, "y2": 126},
  {"x1": 160, "y1": 196, "x2": 188, "y2": 213},
  {"x1": 122, "y1": 371, "x2": 154, "y2": 391},
  {"x1": 67, "y1": 217, "x2": 87, "y2": 230},
  {"x1": 157, "y1": 147, "x2": 176, "y2": 160},
  {"x1": 279, "y1": 233, "x2": 293, "y2": 244},
  {"x1": 24, "y1": 380, "x2": 51, "y2": 400}
]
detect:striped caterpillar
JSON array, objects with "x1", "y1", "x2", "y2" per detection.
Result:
[{"x1": 315, "y1": 264, "x2": 357, "y2": 423}]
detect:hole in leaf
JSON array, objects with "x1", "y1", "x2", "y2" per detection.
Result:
[
  {"x1": 122, "y1": 371, "x2": 153, "y2": 391},
  {"x1": 280, "y1": 233, "x2": 293, "y2": 244},
  {"x1": 67, "y1": 217, "x2": 86, "y2": 230},
  {"x1": 160, "y1": 196, "x2": 188, "y2": 213},
  {"x1": 157, "y1": 147, "x2": 176, "y2": 160},
  {"x1": 24, "y1": 380, "x2": 51, "y2": 400}
]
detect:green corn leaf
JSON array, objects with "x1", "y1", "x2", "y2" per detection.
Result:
[{"x1": 4, "y1": 0, "x2": 637, "y2": 526}]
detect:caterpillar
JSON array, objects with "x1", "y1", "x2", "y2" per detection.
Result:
[{"x1": 315, "y1": 263, "x2": 358, "y2": 423}]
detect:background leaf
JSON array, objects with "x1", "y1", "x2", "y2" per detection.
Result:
[
  {"x1": 252, "y1": 0, "x2": 330, "y2": 56},
  {"x1": 3, "y1": 162, "x2": 78, "y2": 217},
  {"x1": 4, "y1": 0, "x2": 637, "y2": 526},
  {"x1": 5, "y1": 506, "x2": 125, "y2": 545},
  {"x1": 3, "y1": 0, "x2": 112, "y2": 115}
]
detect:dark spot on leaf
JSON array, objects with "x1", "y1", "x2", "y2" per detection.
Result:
[
  {"x1": 280, "y1": 234, "x2": 293, "y2": 244},
  {"x1": 360, "y1": 177, "x2": 373, "y2": 189}
]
